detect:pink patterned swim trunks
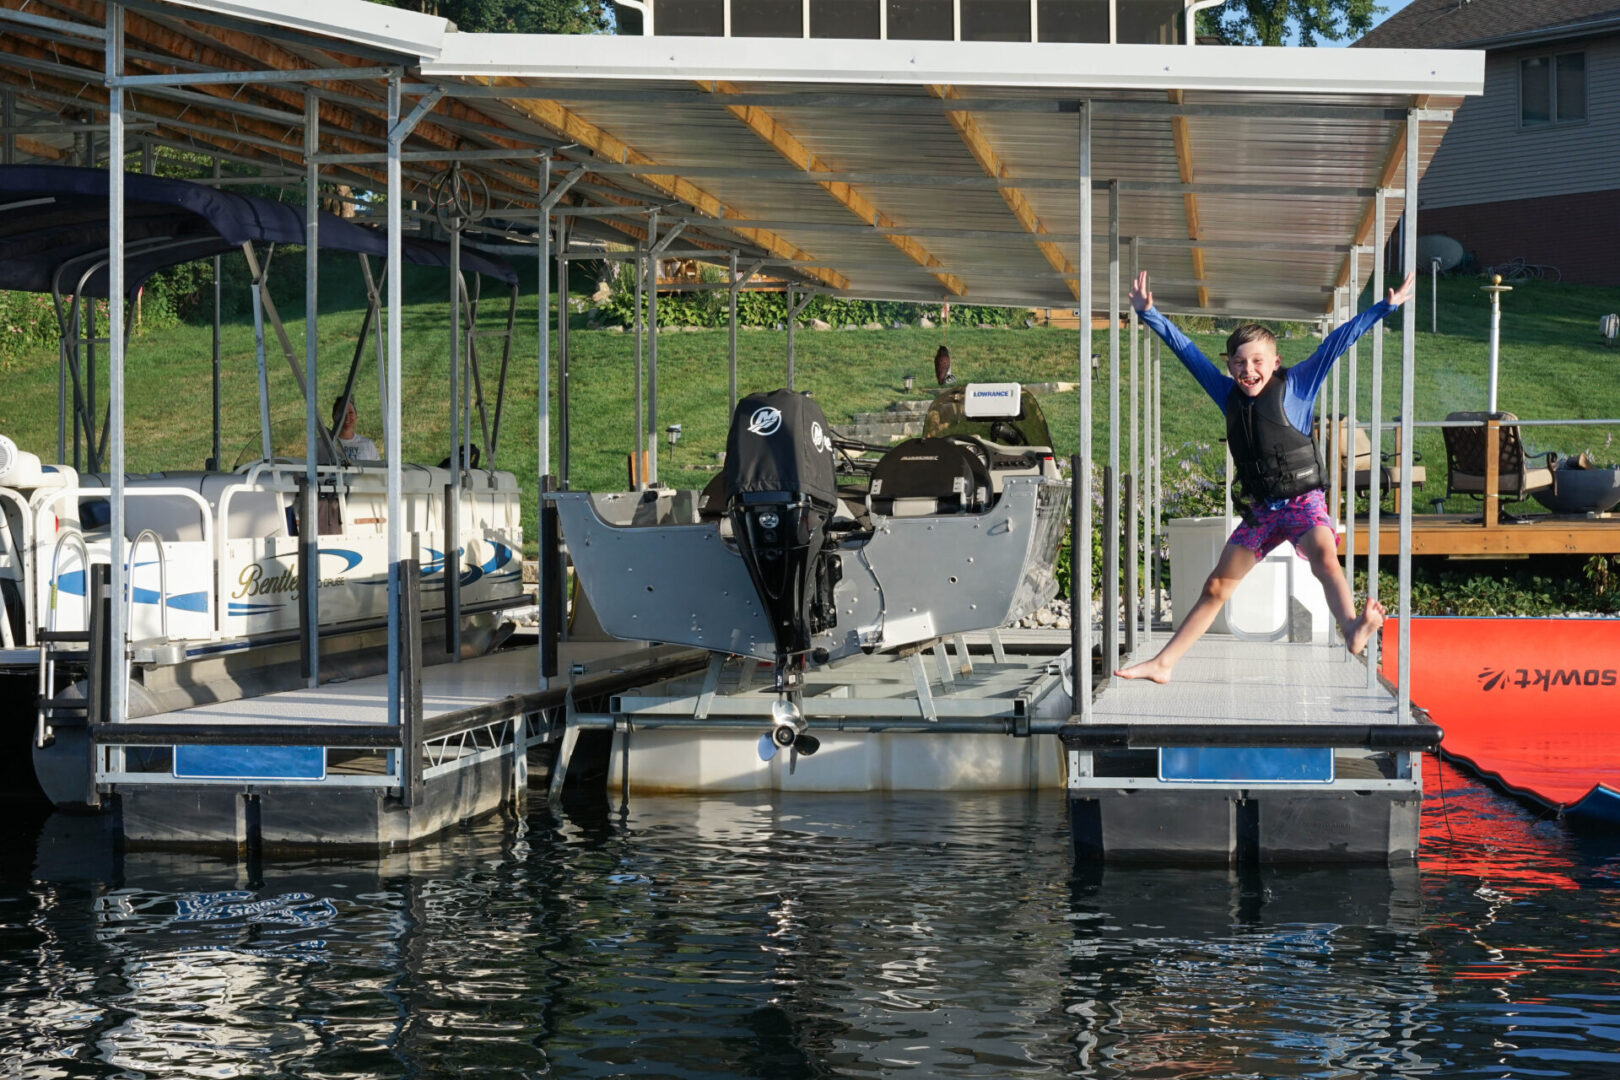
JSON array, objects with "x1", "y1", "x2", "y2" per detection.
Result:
[{"x1": 1228, "y1": 488, "x2": 1333, "y2": 559}]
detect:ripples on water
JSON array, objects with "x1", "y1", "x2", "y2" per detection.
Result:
[{"x1": 0, "y1": 757, "x2": 1617, "y2": 1078}]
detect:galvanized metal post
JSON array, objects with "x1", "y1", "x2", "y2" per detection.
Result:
[
  {"x1": 536, "y1": 154, "x2": 551, "y2": 692},
  {"x1": 1327, "y1": 287, "x2": 1342, "y2": 649},
  {"x1": 1366, "y1": 189, "x2": 1385, "y2": 690},
  {"x1": 1344, "y1": 246, "x2": 1359, "y2": 637},
  {"x1": 785, "y1": 284, "x2": 796, "y2": 391},
  {"x1": 644, "y1": 217, "x2": 657, "y2": 484},
  {"x1": 1104, "y1": 181, "x2": 1120, "y2": 678},
  {"x1": 728, "y1": 249, "x2": 739, "y2": 414},
  {"x1": 446, "y1": 191, "x2": 463, "y2": 659},
  {"x1": 1127, "y1": 235, "x2": 1139, "y2": 652},
  {"x1": 558, "y1": 216, "x2": 571, "y2": 488},
  {"x1": 634, "y1": 240, "x2": 644, "y2": 488},
  {"x1": 1397, "y1": 112, "x2": 1419, "y2": 725},
  {"x1": 385, "y1": 72, "x2": 404, "y2": 730},
  {"x1": 1152, "y1": 335, "x2": 1163, "y2": 626},
  {"x1": 1074, "y1": 100, "x2": 1093, "y2": 719},
  {"x1": 303, "y1": 90, "x2": 321, "y2": 686},
  {"x1": 105, "y1": 1, "x2": 126, "y2": 728},
  {"x1": 211, "y1": 159, "x2": 222, "y2": 471}
]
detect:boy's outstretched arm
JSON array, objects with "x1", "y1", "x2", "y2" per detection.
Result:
[
  {"x1": 1290, "y1": 271, "x2": 1418, "y2": 401},
  {"x1": 1131, "y1": 271, "x2": 1232, "y2": 409}
]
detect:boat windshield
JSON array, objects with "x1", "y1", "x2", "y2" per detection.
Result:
[{"x1": 921, "y1": 385, "x2": 1053, "y2": 448}]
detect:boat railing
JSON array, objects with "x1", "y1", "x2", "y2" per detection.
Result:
[
  {"x1": 36, "y1": 486, "x2": 215, "y2": 638},
  {"x1": 126, "y1": 528, "x2": 172, "y2": 644},
  {"x1": 47, "y1": 528, "x2": 90, "y2": 636}
]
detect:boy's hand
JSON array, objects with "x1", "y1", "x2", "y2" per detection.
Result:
[
  {"x1": 1387, "y1": 270, "x2": 1416, "y2": 307},
  {"x1": 1130, "y1": 270, "x2": 1152, "y2": 313}
]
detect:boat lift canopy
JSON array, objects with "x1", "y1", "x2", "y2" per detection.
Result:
[
  {"x1": 0, "y1": 0, "x2": 1484, "y2": 734},
  {"x1": 0, "y1": 164, "x2": 515, "y2": 298}
]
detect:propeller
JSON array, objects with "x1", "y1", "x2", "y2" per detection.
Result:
[{"x1": 757, "y1": 695, "x2": 819, "y2": 762}]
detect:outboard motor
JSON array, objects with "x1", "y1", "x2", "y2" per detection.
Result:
[{"x1": 724, "y1": 390, "x2": 840, "y2": 758}]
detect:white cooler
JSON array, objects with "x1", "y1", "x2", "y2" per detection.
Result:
[{"x1": 1166, "y1": 516, "x2": 1330, "y2": 640}]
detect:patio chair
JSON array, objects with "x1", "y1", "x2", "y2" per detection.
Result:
[
  {"x1": 1323, "y1": 416, "x2": 1425, "y2": 506},
  {"x1": 1441, "y1": 410, "x2": 1556, "y2": 506}
]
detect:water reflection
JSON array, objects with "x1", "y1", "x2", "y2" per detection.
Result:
[
  {"x1": 1062, "y1": 863, "x2": 1432, "y2": 1077},
  {"x1": 0, "y1": 775, "x2": 1614, "y2": 1078}
]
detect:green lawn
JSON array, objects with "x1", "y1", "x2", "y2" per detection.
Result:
[{"x1": 4, "y1": 271, "x2": 1620, "y2": 538}]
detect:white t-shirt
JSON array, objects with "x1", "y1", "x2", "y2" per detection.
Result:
[{"x1": 340, "y1": 435, "x2": 380, "y2": 462}]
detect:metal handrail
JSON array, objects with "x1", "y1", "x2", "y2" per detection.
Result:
[
  {"x1": 47, "y1": 529, "x2": 91, "y2": 634},
  {"x1": 1348, "y1": 417, "x2": 1620, "y2": 430},
  {"x1": 126, "y1": 528, "x2": 170, "y2": 643}
]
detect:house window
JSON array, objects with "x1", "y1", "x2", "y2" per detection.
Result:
[{"x1": 1520, "y1": 52, "x2": 1586, "y2": 126}]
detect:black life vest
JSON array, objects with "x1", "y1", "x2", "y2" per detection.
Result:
[{"x1": 1225, "y1": 371, "x2": 1324, "y2": 505}]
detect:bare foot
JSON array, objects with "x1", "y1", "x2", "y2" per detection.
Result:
[
  {"x1": 1114, "y1": 658, "x2": 1173, "y2": 684},
  {"x1": 1346, "y1": 599, "x2": 1386, "y2": 656}
]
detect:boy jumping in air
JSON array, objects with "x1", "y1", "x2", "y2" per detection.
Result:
[{"x1": 1116, "y1": 269, "x2": 1416, "y2": 684}]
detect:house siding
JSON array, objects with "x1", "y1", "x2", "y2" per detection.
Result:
[
  {"x1": 1420, "y1": 189, "x2": 1620, "y2": 285},
  {"x1": 1418, "y1": 32, "x2": 1620, "y2": 209}
]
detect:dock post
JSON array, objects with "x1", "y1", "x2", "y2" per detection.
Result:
[
  {"x1": 444, "y1": 481, "x2": 460, "y2": 657},
  {"x1": 398, "y1": 557, "x2": 424, "y2": 809},
  {"x1": 1102, "y1": 465, "x2": 1118, "y2": 675},
  {"x1": 83, "y1": 563, "x2": 110, "y2": 811},
  {"x1": 1070, "y1": 453, "x2": 1084, "y2": 715},
  {"x1": 1124, "y1": 473, "x2": 1137, "y2": 656},
  {"x1": 298, "y1": 474, "x2": 317, "y2": 681},
  {"x1": 540, "y1": 476, "x2": 561, "y2": 680}
]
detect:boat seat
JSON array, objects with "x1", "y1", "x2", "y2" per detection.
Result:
[{"x1": 867, "y1": 438, "x2": 990, "y2": 517}]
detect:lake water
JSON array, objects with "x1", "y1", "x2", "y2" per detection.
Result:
[{"x1": 1, "y1": 756, "x2": 1617, "y2": 1079}]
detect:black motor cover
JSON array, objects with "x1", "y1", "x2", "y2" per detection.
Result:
[
  {"x1": 725, "y1": 389, "x2": 837, "y2": 508},
  {"x1": 723, "y1": 390, "x2": 839, "y2": 666}
]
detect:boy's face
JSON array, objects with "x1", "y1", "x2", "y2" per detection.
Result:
[{"x1": 1227, "y1": 340, "x2": 1280, "y2": 397}]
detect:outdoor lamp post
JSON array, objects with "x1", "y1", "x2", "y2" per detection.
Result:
[
  {"x1": 1481, "y1": 274, "x2": 1511, "y2": 414},
  {"x1": 904, "y1": 374, "x2": 915, "y2": 392}
]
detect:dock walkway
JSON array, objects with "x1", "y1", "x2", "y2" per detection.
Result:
[
  {"x1": 1065, "y1": 634, "x2": 1437, "y2": 862},
  {"x1": 90, "y1": 642, "x2": 706, "y2": 849}
]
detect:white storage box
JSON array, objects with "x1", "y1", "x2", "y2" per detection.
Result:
[{"x1": 1166, "y1": 516, "x2": 1329, "y2": 640}]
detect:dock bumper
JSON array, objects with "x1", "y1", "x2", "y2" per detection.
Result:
[{"x1": 1060, "y1": 721, "x2": 1437, "y2": 864}]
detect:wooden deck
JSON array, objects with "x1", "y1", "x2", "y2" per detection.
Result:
[{"x1": 1339, "y1": 513, "x2": 1620, "y2": 556}]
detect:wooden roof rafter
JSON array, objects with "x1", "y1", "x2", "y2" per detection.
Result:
[
  {"x1": 486, "y1": 80, "x2": 847, "y2": 291},
  {"x1": 7, "y1": 0, "x2": 614, "y2": 221},
  {"x1": 926, "y1": 83, "x2": 1077, "y2": 301},
  {"x1": 1333, "y1": 94, "x2": 1430, "y2": 299},
  {"x1": 1167, "y1": 89, "x2": 1209, "y2": 311},
  {"x1": 701, "y1": 79, "x2": 965, "y2": 297}
]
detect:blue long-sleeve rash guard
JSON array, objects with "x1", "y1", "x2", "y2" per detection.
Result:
[{"x1": 1138, "y1": 299, "x2": 1397, "y2": 434}]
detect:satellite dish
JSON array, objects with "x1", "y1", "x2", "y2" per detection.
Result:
[{"x1": 1416, "y1": 234, "x2": 1465, "y2": 273}]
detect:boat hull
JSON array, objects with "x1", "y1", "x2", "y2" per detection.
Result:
[{"x1": 553, "y1": 475, "x2": 1068, "y2": 663}]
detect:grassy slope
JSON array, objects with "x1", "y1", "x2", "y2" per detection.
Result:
[{"x1": 3, "y1": 272, "x2": 1619, "y2": 535}]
